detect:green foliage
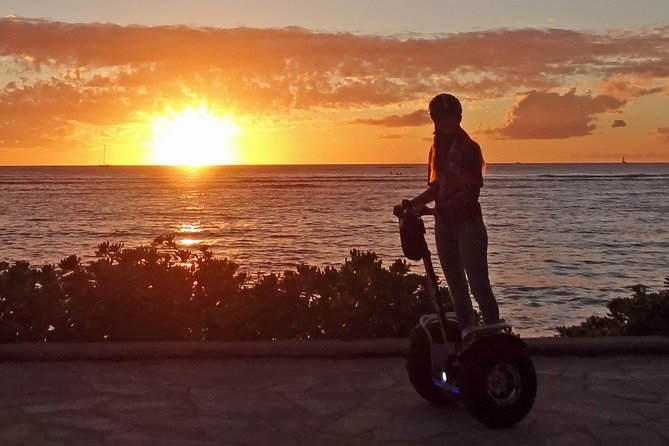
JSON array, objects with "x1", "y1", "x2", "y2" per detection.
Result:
[
  {"x1": 0, "y1": 240, "x2": 437, "y2": 342},
  {"x1": 556, "y1": 281, "x2": 669, "y2": 337},
  {"x1": 0, "y1": 261, "x2": 65, "y2": 342}
]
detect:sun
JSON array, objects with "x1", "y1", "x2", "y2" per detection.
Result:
[{"x1": 150, "y1": 105, "x2": 241, "y2": 166}]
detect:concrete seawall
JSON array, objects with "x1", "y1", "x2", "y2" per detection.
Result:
[{"x1": 2, "y1": 336, "x2": 669, "y2": 361}]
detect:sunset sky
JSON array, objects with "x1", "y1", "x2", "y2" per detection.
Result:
[{"x1": 1, "y1": 1, "x2": 668, "y2": 165}]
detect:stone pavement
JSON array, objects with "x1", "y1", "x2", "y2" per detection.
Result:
[{"x1": 1, "y1": 339, "x2": 668, "y2": 445}]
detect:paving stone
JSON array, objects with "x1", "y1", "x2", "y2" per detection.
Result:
[
  {"x1": 0, "y1": 352, "x2": 668, "y2": 445},
  {"x1": 324, "y1": 407, "x2": 392, "y2": 434},
  {"x1": 362, "y1": 386, "x2": 423, "y2": 409},
  {"x1": 41, "y1": 412, "x2": 124, "y2": 432},
  {"x1": 267, "y1": 374, "x2": 321, "y2": 392},
  {"x1": 282, "y1": 391, "x2": 360, "y2": 416},
  {"x1": 591, "y1": 369, "x2": 669, "y2": 381},
  {"x1": 526, "y1": 410, "x2": 589, "y2": 436},
  {"x1": 451, "y1": 413, "x2": 531, "y2": 444},
  {"x1": 0, "y1": 421, "x2": 46, "y2": 444},
  {"x1": 189, "y1": 387, "x2": 296, "y2": 416},
  {"x1": 542, "y1": 432, "x2": 598, "y2": 446},
  {"x1": 204, "y1": 426, "x2": 300, "y2": 446},
  {"x1": 89, "y1": 381, "x2": 168, "y2": 397},
  {"x1": 345, "y1": 370, "x2": 397, "y2": 391},
  {"x1": 267, "y1": 410, "x2": 334, "y2": 435},
  {"x1": 103, "y1": 395, "x2": 190, "y2": 412},
  {"x1": 104, "y1": 430, "x2": 215, "y2": 446},
  {"x1": 44, "y1": 423, "x2": 106, "y2": 443},
  {"x1": 108, "y1": 409, "x2": 248, "y2": 432},
  {"x1": 537, "y1": 397, "x2": 647, "y2": 424},
  {"x1": 150, "y1": 359, "x2": 264, "y2": 389},
  {"x1": 630, "y1": 403, "x2": 667, "y2": 421},
  {"x1": 0, "y1": 407, "x2": 23, "y2": 426},
  {"x1": 648, "y1": 422, "x2": 669, "y2": 442},
  {"x1": 373, "y1": 405, "x2": 456, "y2": 441},
  {"x1": 589, "y1": 425, "x2": 665, "y2": 446},
  {"x1": 587, "y1": 382, "x2": 661, "y2": 403},
  {"x1": 20, "y1": 397, "x2": 109, "y2": 414},
  {"x1": 373, "y1": 417, "x2": 452, "y2": 442}
]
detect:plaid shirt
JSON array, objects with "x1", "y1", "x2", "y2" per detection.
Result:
[{"x1": 427, "y1": 128, "x2": 484, "y2": 225}]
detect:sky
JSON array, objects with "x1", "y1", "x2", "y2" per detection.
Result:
[{"x1": 1, "y1": 0, "x2": 668, "y2": 165}]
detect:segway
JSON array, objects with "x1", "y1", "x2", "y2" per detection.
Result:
[{"x1": 393, "y1": 203, "x2": 536, "y2": 428}]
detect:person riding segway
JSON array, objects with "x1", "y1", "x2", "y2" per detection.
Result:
[{"x1": 394, "y1": 93, "x2": 536, "y2": 428}]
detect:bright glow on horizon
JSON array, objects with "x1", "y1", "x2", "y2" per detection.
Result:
[{"x1": 150, "y1": 106, "x2": 241, "y2": 166}]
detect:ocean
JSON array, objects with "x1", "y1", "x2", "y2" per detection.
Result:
[{"x1": 1, "y1": 163, "x2": 668, "y2": 336}]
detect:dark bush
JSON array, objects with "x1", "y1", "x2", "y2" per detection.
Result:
[
  {"x1": 0, "y1": 240, "x2": 438, "y2": 342},
  {"x1": 556, "y1": 279, "x2": 669, "y2": 337}
]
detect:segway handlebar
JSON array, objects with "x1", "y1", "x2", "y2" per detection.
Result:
[{"x1": 393, "y1": 200, "x2": 435, "y2": 218}]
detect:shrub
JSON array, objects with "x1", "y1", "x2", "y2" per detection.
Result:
[
  {"x1": 556, "y1": 278, "x2": 669, "y2": 337},
  {"x1": 0, "y1": 240, "x2": 438, "y2": 342}
]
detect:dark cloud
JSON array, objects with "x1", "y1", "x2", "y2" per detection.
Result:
[
  {"x1": 352, "y1": 110, "x2": 429, "y2": 127},
  {"x1": 485, "y1": 89, "x2": 626, "y2": 139},
  {"x1": 612, "y1": 119, "x2": 627, "y2": 128}
]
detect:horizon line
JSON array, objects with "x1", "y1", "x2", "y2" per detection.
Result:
[{"x1": 2, "y1": 161, "x2": 669, "y2": 168}]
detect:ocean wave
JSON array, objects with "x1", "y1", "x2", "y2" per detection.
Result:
[
  {"x1": 488, "y1": 173, "x2": 669, "y2": 181},
  {"x1": 538, "y1": 173, "x2": 669, "y2": 179}
]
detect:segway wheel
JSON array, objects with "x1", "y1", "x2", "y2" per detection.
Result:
[
  {"x1": 406, "y1": 326, "x2": 456, "y2": 405},
  {"x1": 459, "y1": 350, "x2": 537, "y2": 428}
]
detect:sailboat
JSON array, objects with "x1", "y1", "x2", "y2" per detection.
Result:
[
  {"x1": 621, "y1": 156, "x2": 628, "y2": 164},
  {"x1": 99, "y1": 145, "x2": 110, "y2": 167}
]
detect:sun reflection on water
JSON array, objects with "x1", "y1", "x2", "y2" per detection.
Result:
[
  {"x1": 180, "y1": 238, "x2": 202, "y2": 246},
  {"x1": 178, "y1": 223, "x2": 202, "y2": 233}
]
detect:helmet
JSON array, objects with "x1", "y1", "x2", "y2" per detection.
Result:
[{"x1": 428, "y1": 93, "x2": 462, "y2": 117}]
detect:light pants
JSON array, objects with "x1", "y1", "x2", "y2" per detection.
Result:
[{"x1": 434, "y1": 216, "x2": 500, "y2": 330}]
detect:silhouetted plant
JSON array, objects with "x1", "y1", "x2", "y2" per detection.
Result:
[
  {"x1": 0, "y1": 261, "x2": 66, "y2": 342},
  {"x1": 0, "y1": 242, "x2": 435, "y2": 342},
  {"x1": 11, "y1": 240, "x2": 664, "y2": 342},
  {"x1": 556, "y1": 281, "x2": 669, "y2": 337},
  {"x1": 95, "y1": 241, "x2": 124, "y2": 257}
]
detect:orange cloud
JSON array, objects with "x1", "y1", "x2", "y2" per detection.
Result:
[
  {"x1": 485, "y1": 89, "x2": 626, "y2": 139},
  {"x1": 352, "y1": 110, "x2": 429, "y2": 127},
  {"x1": 378, "y1": 133, "x2": 403, "y2": 139},
  {"x1": 651, "y1": 127, "x2": 669, "y2": 143},
  {"x1": 0, "y1": 77, "x2": 151, "y2": 148},
  {"x1": 612, "y1": 119, "x2": 627, "y2": 128},
  {"x1": 1, "y1": 17, "x2": 668, "y2": 150},
  {"x1": 600, "y1": 75, "x2": 666, "y2": 101}
]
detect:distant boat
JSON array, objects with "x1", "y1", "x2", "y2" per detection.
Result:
[
  {"x1": 99, "y1": 145, "x2": 110, "y2": 167},
  {"x1": 621, "y1": 156, "x2": 628, "y2": 164}
]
